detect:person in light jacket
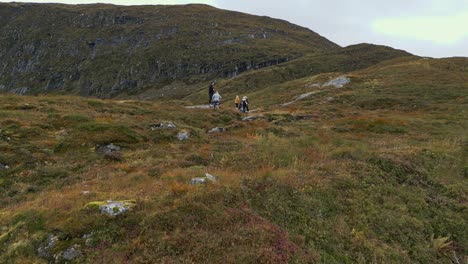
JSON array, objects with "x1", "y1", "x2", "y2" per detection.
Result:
[{"x1": 211, "y1": 91, "x2": 222, "y2": 110}]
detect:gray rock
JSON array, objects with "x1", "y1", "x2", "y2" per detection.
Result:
[
  {"x1": 83, "y1": 233, "x2": 93, "y2": 247},
  {"x1": 208, "y1": 127, "x2": 225, "y2": 133},
  {"x1": 61, "y1": 245, "x2": 83, "y2": 260},
  {"x1": 37, "y1": 234, "x2": 58, "y2": 259},
  {"x1": 151, "y1": 122, "x2": 176, "y2": 130},
  {"x1": 323, "y1": 76, "x2": 350, "y2": 88},
  {"x1": 96, "y1": 143, "x2": 122, "y2": 160},
  {"x1": 99, "y1": 200, "x2": 134, "y2": 217},
  {"x1": 190, "y1": 177, "x2": 207, "y2": 185},
  {"x1": 177, "y1": 131, "x2": 189, "y2": 141},
  {"x1": 0, "y1": 84, "x2": 5, "y2": 91},
  {"x1": 205, "y1": 173, "x2": 217, "y2": 182}
]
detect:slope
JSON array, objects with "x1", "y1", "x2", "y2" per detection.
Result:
[
  {"x1": 183, "y1": 43, "x2": 414, "y2": 103},
  {"x1": 0, "y1": 56, "x2": 466, "y2": 263},
  {"x1": 0, "y1": 2, "x2": 338, "y2": 97}
]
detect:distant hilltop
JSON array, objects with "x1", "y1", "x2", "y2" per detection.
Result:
[{"x1": 0, "y1": 2, "x2": 339, "y2": 97}]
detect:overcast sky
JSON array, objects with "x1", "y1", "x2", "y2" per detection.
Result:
[{"x1": 2, "y1": 0, "x2": 467, "y2": 57}]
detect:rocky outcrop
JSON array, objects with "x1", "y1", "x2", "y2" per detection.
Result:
[
  {"x1": 283, "y1": 76, "x2": 350, "y2": 106},
  {"x1": 54, "y1": 245, "x2": 83, "y2": 262},
  {"x1": 84, "y1": 200, "x2": 137, "y2": 217},
  {"x1": 96, "y1": 143, "x2": 123, "y2": 161},
  {"x1": 322, "y1": 76, "x2": 350, "y2": 88},
  {"x1": 9, "y1": 87, "x2": 29, "y2": 95},
  {"x1": 37, "y1": 235, "x2": 58, "y2": 259}
]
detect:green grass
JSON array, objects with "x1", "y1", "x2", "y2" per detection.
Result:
[{"x1": 0, "y1": 56, "x2": 467, "y2": 263}]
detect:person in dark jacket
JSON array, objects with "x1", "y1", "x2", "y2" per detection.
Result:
[
  {"x1": 240, "y1": 96, "x2": 249, "y2": 112},
  {"x1": 208, "y1": 82, "x2": 215, "y2": 105}
]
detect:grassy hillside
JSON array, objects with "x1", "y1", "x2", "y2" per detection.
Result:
[
  {"x1": 0, "y1": 56, "x2": 466, "y2": 263},
  {"x1": 184, "y1": 43, "x2": 414, "y2": 103},
  {"x1": 0, "y1": 2, "x2": 338, "y2": 97}
]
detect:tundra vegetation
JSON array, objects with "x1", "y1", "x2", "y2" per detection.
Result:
[{"x1": 0, "y1": 3, "x2": 467, "y2": 264}]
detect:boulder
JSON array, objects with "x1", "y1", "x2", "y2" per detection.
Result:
[
  {"x1": 85, "y1": 200, "x2": 136, "y2": 217},
  {"x1": 208, "y1": 127, "x2": 225, "y2": 133},
  {"x1": 96, "y1": 143, "x2": 123, "y2": 161},
  {"x1": 177, "y1": 131, "x2": 190, "y2": 141},
  {"x1": 190, "y1": 177, "x2": 207, "y2": 185},
  {"x1": 190, "y1": 173, "x2": 217, "y2": 185},
  {"x1": 96, "y1": 143, "x2": 120, "y2": 153}
]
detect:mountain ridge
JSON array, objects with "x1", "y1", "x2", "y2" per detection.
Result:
[{"x1": 0, "y1": 2, "x2": 339, "y2": 97}]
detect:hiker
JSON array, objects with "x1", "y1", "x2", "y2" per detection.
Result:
[
  {"x1": 211, "y1": 91, "x2": 222, "y2": 110},
  {"x1": 235, "y1": 95, "x2": 240, "y2": 109},
  {"x1": 208, "y1": 81, "x2": 215, "y2": 105},
  {"x1": 239, "y1": 96, "x2": 249, "y2": 112}
]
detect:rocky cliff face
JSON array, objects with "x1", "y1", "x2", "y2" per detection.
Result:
[{"x1": 0, "y1": 3, "x2": 339, "y2": 98}]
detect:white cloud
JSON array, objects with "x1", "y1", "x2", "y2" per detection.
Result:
[{"x1": 372, "y1": 11, "x2": 468, "y2": 44}]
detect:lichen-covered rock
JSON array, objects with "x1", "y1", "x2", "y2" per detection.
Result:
[
  {"x1": 177, "y1": 131, "x2": 190, "y2": 141},
  {"x1": 85, "y1": 200, "x2": 136, "y2": 217},
  {"x1": 82, "y1": 233, "x2": 94, "y2": 247},
  {"x1": 37, "y1": 234, "x2": 58, "y2": 259},
  {"x1": 59, "y1": 245, "x2": 83, "y2": 261}
]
